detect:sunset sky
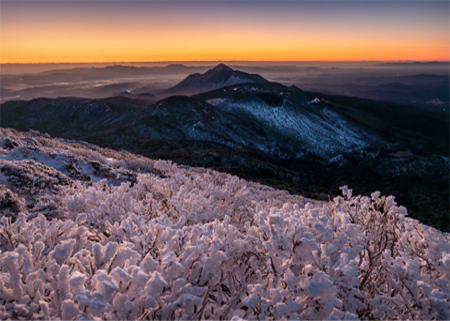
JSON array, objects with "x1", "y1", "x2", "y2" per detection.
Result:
[{"x1": 1, "y1": 0, "x2": 449, "y2": 63}]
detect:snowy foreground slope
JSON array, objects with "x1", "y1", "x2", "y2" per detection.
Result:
[{"x1": 0, "y1": 128, "x2": 449, "y2": 320}]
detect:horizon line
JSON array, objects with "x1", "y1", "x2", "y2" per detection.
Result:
[{"x1": 2, "y1": 59, "x2": 450, "y2": 65}]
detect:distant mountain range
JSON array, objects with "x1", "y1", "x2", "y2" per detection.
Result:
[
  {"x1": 2, "y1": 64, "x2": 447, "y2": 159},
  {"x1": 164, "y1": 63, "x2": 269, "y2": 95},
  {"x1": 0, "y1": 64, "x2": 210, "y2": 102},
  {"x1": 376, "y1": 61, "x2": 450, "y2": 67},
  {"x1": 3, "y1": 63, "x2": 448, "y2": 152}
]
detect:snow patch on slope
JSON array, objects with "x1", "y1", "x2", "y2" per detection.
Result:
[{"x1": 208, "y1": 98, "x2": 371, "y2": 157}]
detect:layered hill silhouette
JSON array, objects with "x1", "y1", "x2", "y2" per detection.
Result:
[{"x1": 1, "y1": 78, "x2": 378, "y2": 159}]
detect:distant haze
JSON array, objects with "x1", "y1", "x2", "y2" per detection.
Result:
[{"x1": 1, "y1": 62, "x2": 448, "y2": 114}]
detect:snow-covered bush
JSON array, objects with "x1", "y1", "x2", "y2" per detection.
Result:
[
  {"x1": 0, "y1": 186, "x2": 24, "y2": 221},
  {"x1": 0, "y1": 128, "x2": 448, "y2": 320}
]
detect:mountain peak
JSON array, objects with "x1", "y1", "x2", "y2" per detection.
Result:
[
  {"x1": 165, "y1": 64, "x2": 268, "y2": 95},
  {"x1": 211, "y1": 63, "x2": 234, "y2": 73}
]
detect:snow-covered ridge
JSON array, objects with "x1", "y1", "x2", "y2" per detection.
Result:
[
  {"x1": 206, "y1": 93, "x2": 372, "y2": 157},
  {"x1": 0, "y1": 128, "x2": 448, "y2": 320}
]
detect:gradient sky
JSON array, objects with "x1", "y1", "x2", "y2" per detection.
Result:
[{"x1": 1, "y1": 1, "x2": 449, "y2": 63}]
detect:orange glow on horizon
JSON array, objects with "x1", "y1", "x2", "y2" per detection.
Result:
[
  {"x1": 1, "y1": 2, "x2": 448, "y2": 64},
  {"x1": 2, "y1": 28, "x2": 448, "y2": 64}
]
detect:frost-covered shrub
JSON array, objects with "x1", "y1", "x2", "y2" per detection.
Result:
[
  {"x1": 0, "y1": 186, "x2": 24, "y2": 221},
  {"x1": 0, "y1": 160, "x2": 72, "y2": 195},
  {"x1": 0, "y1": 128, "x2": 448, "y2": 320}
]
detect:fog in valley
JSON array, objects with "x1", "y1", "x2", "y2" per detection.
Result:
[{"x1": 2, "y1": 61, "x2": 449, "y2": 115}]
